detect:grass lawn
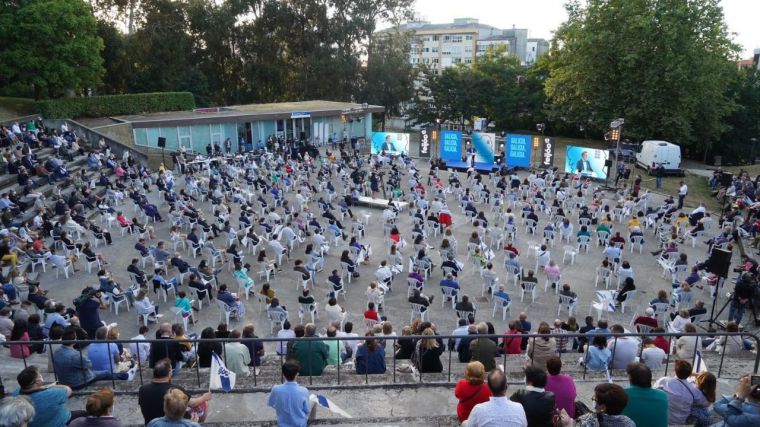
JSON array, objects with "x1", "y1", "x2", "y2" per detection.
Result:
[{"x1": 0, "y1": 97, "x2": 36, "y2": 121}]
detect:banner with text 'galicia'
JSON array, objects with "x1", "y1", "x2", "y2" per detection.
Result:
[
  {"x1": 506, "y1": 134, "x2": 531, "y2": 167},
  {"x1": 439, "y1": 130, "x2": 463, "y2": 162}
]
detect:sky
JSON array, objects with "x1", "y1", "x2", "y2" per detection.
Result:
[{"x1": 406, "y1": 0, "x2": 758, "y2": 58}]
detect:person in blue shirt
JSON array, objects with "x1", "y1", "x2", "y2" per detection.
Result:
[
  {"x1": 493, "y1": 285, "x2": 511, "y2": 305},
  {"x1": 355, "y1": 333, "x2": 387, "y2": 375},
  {"x1": 439, "y1": 273, "x2": 460, "y2": 303},
  {"x1": 268, "y1": 360, "x2": 311, "y2": 427},
  {"x1": 583, "y1": 335, "x2": 612, "y2": 371},
  {"x1": 88, "y1": 326, "x2": 121, "y2": 373},
  {"x1": 713, "y1": 374, "x2": 760, "y2": 427},
  {"x1": 13, "y1": 365, "x2": 79, "y2": 427}
]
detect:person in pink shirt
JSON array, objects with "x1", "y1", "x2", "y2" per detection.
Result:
[{"x1": 545, "y1": 356, "x2": 576, "y2": 418}]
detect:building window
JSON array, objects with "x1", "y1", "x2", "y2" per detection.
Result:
[
  {"x1": 210, "y1": 123, "x2": 222, "y2": 144},
  {"x1": 465, "y1": 35, "x2": 473, "y2": 41},
  {"x1": 451, "y1": 35, "x2": 463, "y2": 43},
  {"x1": 452, "y1": 58, "x2": 462, "y2": 64},
  {"x1": 431, "y1": 47, "x2": 438, "y2": 53},
  {"x1": 432, "y1": 35, "x2": 439, "y2": 41},
  {"x1": 443, "y1": 35, "x2": 451, "y2": 42},
  {"x1": 178, "y1": 126, "x2": 191, "y2": 148},
  {"x1": 464, "y1": 58, "x2": 473, "y2": 64}
]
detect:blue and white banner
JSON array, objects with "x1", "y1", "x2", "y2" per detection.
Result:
[
  {"x1": 440, "y1": 130, "x2": 462, "y2": 162},
  {"x1": 310, "y1": 394, "x2": 352, "y2": 418},
  {"x1": 209, "y1": 351, "x2": 236, "y2": 392},
  {"x1": 471, "y1": 132, "x2": 495, "y2": 164},
  {"x1": 506, "y1": 134, "x2": 532, "y2": 167}
]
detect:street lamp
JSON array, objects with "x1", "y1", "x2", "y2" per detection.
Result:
[
  {"x1": 535, "y1": 123, "x2": 545, "y2": 165},
  {"x1": 610, "y1": 118, "x2": 625, "y2": 185}
]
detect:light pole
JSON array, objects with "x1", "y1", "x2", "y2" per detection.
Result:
[
  {"x1": 535, "y1": 123, "x2": 545, "y2": 167},
  {"x1": 610, "y1": 118, "x2": 625, "y2": 185},
  {"x1": 751, "y1": 137, "x2": 757, "y2": 164}
]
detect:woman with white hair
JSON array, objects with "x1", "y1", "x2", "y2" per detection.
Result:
[{"x1": 0, "y1": 395, "x2": 35, "y2": 427}]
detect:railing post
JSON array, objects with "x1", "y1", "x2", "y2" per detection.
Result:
[
  {"x1": 718, "y1": 333, "x2": 728, "y2": 377},
  {"x1": 194, "y1": 341, "x2": 201, "y2": 388},
  {"x1": 107, "y1": 344, "x2": 116, "y2": 389},
  {"x1": 135, "y1": 342, "x2": 143, "y2": 386},
  {"x1": 336, "y1": 337, "x2": 340, "y2": 386}
]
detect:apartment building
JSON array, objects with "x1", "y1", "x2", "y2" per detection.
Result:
[{"x1": 377, "y1": 18, "x2": 548, "y2": 71}]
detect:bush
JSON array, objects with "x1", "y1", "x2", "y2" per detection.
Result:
[{"x1": 37, "y1": 92, "x2": 195, "y2": 118}]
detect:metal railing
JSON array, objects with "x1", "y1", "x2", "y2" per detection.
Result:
[{"x1": 2, "y1": 331, "x2": 757, "y2": 395}]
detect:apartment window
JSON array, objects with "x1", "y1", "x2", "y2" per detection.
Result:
[
  {"x1": 451, "y1": 35, "x2": 463, "y2": 43},
  {"x1": 465, "y1": 35, "x2": 473, "y2": 41},
  {"x1": 423, "y1": 47, "x2": 429, "y2": 52},
  {"x1": 443, "y1": 35, "x2": 451, "y2": 42},
  {"x1": 424, "y1": 58, "x2": 430, "y2": 64},
  {"x1": 178, "y1": 126, "x2": 191, "y2": 147},
  {"x1": 432, "y1": 58, "x2": 439, "y2": 63},
  {"x1": 423, "y1": 36, "x2": 430, "y2": 42},
  {"x1": 464, "y1": 58, "x2": 473, "y2": 64},
  {"x1": 464, "y1": 46, "x2": 473, "y2": 53},
  {"x1": 452, "y1": 58, "x2": 462, "y2": 64},
  {"x1": 432, "y1": 35, "x2": 439, "y2": 41},
  {"x1": 431, "y1": 47, "x2": 438, "y2": 53},
  {"x1": 441, "y1": 48, "x2": 451, "y2": 56}
]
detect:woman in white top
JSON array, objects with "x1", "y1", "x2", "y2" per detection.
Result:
[
  {"x1": 670, "y1": 309, "x2": 691, "y2": 333},
  {"x1": 276, "y1": 320, "x2": 296, "y2": 355}
]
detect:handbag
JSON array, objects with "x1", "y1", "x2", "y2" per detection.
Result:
[{"x1": 574, "y1": 400, "x2": 592, "y2": 418}]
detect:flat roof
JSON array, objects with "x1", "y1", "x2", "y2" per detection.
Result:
[{"x1": 116, "y1": 100, "x2": 384, "y2": 128}]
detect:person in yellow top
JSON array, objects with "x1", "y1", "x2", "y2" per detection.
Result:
[
  {"x1": 627, "y1": 216, "x2": 642, "y2": 232},
  {"x1": 674, "y1": 212, "x2": 689, "y2": 235}
]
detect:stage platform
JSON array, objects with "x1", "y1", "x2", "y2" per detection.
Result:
[{"x1": 441, "y1": 160, "x2": 498, "y2": 173}]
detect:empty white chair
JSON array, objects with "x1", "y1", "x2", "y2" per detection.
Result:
[
  {"x1": 562, "y1": 246, "x2": 577, "y2": 265},
  {"x1": 576, "y1": 236, "x2": 591, "y2": 253},
  {"x1": 595, "y1": 267, "x2": 613, "y2": 289},
  {"x1": 620, "y1": 290, "x2": 637, "y2": 313}
]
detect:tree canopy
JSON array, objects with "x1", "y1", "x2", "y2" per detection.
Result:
[
  {"x1": 0, "y1": 0, "x2": 105, "y2": 99},
  {"x1": 543, "y1": 0, "x2": 739, "y2": 152}
]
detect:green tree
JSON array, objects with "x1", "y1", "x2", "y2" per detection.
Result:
[
  {"x1": 0, "y1": 0, "x2": 104, "y2": 99},
  {"x1": 362, "y1": 31, "x2": 415, "y2": 127},
  {"x1": 717, "y1": 69, "x2": 760, "y2": 163},
  {"x1": 544, "y1": 0, "x2": 738, "y2": 152}
]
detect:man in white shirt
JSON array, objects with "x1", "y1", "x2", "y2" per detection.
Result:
[
  {"x1": 130, "y1": 325, "x2": 151, "y2": 363},
  {"x1": 677, "y1": 181, "x2": 688, "y2": 209},
  {"x1": 606, "y1": 324, "x2": 640, "y2": 369},
  {"x1": 467, "y1": 370, "x2": 527, "y2": 427},
  {"x1": 640, "y1": 338, "x2": 667, "y2": 371}
]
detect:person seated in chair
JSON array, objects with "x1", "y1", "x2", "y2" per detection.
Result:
[
  {"x1": 408, "y1": 288, "x2": 433, "y2": 312},
  {"x1": 455, "y1": 295, "x2": 476, "y2": 316}
]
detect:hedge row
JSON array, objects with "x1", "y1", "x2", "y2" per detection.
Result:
[{"x1": 37, "y1": 92, "x2": 196, "y2": 119}]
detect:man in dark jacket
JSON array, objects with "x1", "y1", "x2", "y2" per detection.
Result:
[
  {"x1": 728, "y1": 273, "x2": 757, "y2": 325},
  {"x1": 469, "y1": 322, "x2": 498, "y2": 371},
  {"x1": 510, "y1": 367, "x2": 556, "y2": 427}
]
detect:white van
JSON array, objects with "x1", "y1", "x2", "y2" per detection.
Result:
[{"x1": 636, "y1": 140, "x2": 683, "y2": 175}]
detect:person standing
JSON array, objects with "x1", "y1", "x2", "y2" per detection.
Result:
[
  {"x1": 268, "y1": 360, "x2": 312, "y2": 427},
  {"x1": 655, "y1": 163, "x2": 664, "y2": 189},
  {"x1": 678, "y1": 181, "x2": 688, "y2": 209},
  {"x1": 510, "y1": 367, "x2": 556, "y2": 427},
  {"x1": 467, "y1": 370, "x2": 527, "y2": 427}
]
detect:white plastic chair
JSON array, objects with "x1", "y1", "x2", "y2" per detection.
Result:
[
  {"x1": 558, "y1": 294, "x2": 576, "y2": 316},
  {"x1": 595, "y1": 267, "x2": 612, "y2": 289},
  {"x1": 298, "y1": 303, "x2": 318, "y2": 324},
  {"x1": 492, "y1": 297, "x2": 511, "y2": 320},
  {"x1": 576, "y1": 236, "x2": 591, "y2": 253},
  {"x1": 441, "y1": 286, "x2": 458, "y2": 308},
  {"x1": 520, "y1": 281, "x2": 537, "y2": 303},
  {"x1": 268, "y1": 310, "x2": 288, "y2": 334},
  {"x1": 410, "y1": 303, "x2": 429, "y2": 323},
  {"x1": 217, "y1": 299, "x2": 238, "y2": 324},
  {"x1": 544, "y1": 271, "x2": 562, "y2": 294}
]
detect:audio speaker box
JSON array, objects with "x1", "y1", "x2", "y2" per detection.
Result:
[
  {"x1": 604, "y1": 159, "x2": 613, "y2": 167},
  {"x1": 157, "y1": 137, "x2": 166, "y2": 148},
  {"x1": 719, "y1": 172, "x2": 733, "y2": 188},
  {"x1": 706, "y1": 247, "x2": 732, "y2": 278}
]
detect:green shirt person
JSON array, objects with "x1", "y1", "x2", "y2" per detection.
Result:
[{"x1": 621, "y1": 363, "x2": 669, "y2": 427}]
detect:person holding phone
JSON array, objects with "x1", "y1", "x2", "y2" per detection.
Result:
[{"x1": 712, "y1": 374, "x2": 760, "y2": 426}]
